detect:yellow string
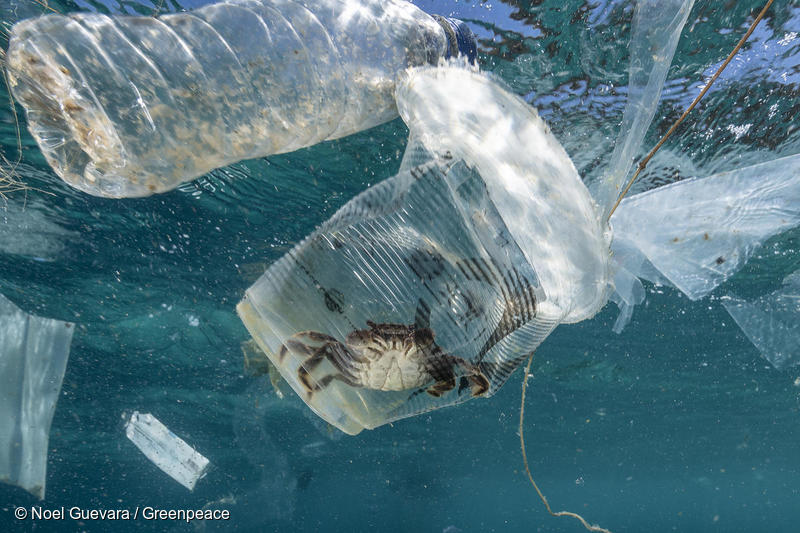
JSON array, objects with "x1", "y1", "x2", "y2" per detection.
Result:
[{"x1": 519, "y1": 354, "x2": 613, "y2": 533}]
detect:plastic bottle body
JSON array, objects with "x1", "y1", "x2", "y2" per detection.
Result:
[{"x1": 6, "y1": 0, "x2": 452, "y2": 197}]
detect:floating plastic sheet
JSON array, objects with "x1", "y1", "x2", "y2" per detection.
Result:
[
  {"x1": 609, "y1": 153, "x2": 800, "y2": 330},
  {"x1": 607, "y1": 238, "x2": 648, "y2": 334},
  {"x1": 124, "y1": 411, "x2": 210, "y2": 490},
  {"x1": 0, "y1": 293, "x2": 73, "y2": 499},
  {"x1": 722, "y1": 271, "x2": 800, "y2": 370},
  {"x1": 238, "y1": 64, "x2": 610, "y2": 434},
  {"x1": 592, "y1": 0, "x2": 695, "y2": 217}
]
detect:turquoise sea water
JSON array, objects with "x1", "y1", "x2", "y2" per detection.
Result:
[{"x1": 1, "y1": 0, "x2": 800, "y2": 531}]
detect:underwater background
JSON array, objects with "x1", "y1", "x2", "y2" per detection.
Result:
[{"x1": 1, "y1": 0, "x2": 799, "y2": 531}]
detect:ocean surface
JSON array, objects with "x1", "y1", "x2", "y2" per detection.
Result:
[{"x1": 1, "y1": 0, "x2": 799, "y2": 531}]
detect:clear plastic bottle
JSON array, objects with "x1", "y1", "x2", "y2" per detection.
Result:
[{"x1": 5, "y1": 0, "x2": 477, "y2": 197}]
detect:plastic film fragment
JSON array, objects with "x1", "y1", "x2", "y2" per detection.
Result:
[
  {"x1": 611, "y1": 153, "x2": 800, "y2": 307},
  {"x1": 593, "y1": 0, "x2": 695, "y2": 217},
  {"x1": 0, "y1": 293, "x2": 73, "y2": 499},
  {"x1": 722, "y1": 271, "x2": 800, "y2": 371}
]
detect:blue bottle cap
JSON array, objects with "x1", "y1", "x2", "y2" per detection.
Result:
[{"x1": 433, "y1": 16, "x2": 478, "y2": 64}]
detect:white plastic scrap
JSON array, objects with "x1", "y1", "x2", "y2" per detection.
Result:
[
  {"x1": 0, "y1": 293, "x2": 73, "y2": 499},
  {"x1": 124, "y1": 411, "x2": 210, "y2": 491}
]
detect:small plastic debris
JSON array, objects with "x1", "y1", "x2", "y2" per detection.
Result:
[
  {"x1": 0, "y1": 293, "x2": 73, "y2": 499},
  {"x1": 124, "y1": 411, "x2": 210, "y2": 491}
]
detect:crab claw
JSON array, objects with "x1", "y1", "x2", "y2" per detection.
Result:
[
  {"x1": 468, "y1": 373, "x2": 490, "y2": 397},
  {"x1": 426, "y1": 377, "x2": 456, "y2": 397}
]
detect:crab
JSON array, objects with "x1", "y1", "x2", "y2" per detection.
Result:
[{"x1": 278, "y1": 321, "x2": 490, "y2": 398}]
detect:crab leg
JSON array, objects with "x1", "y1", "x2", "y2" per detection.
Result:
[
  {"x1": 278, "y1": 330, "x2": 339, "y2": 362},
  {"x1": 297, "y1": 349, "x2": 329, "y2": 393}
]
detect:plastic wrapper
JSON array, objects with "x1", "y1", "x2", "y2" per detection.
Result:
[
  {"x1": 722, "y1": 271, "x2": 800, "y2": 370},
  {"x1": 4, "y1": 0, "x2": 476, "y2": 197},
  {"x1": 238, "y1": 64, "x2": 610, "y2": 434},
  {"x1": 124, "y1": 411, "x2": 210, "y2": 490},
  {"x1": 0, "y1": 293, "x2": 74, "y2": 499}
]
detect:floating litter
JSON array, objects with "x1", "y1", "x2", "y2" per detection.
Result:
[
  {"x1": 722, "y1": 270, "x2": 800, "y2": 371},
  {"x1": 610, "y1": 153, "x2": 800, "y2": 330},
  {"x1": 238, "y1": 63, "x2": 610, "y2": 435},
  {"x1": 4, "y1": 0, "x2": 475, "y2": 197},
  {"x1": 0, "y1": 293, "x2": 73, "y2": 499},
  {"x1": 124, "y1": 411, "x2": 210, "y2": 491}
]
